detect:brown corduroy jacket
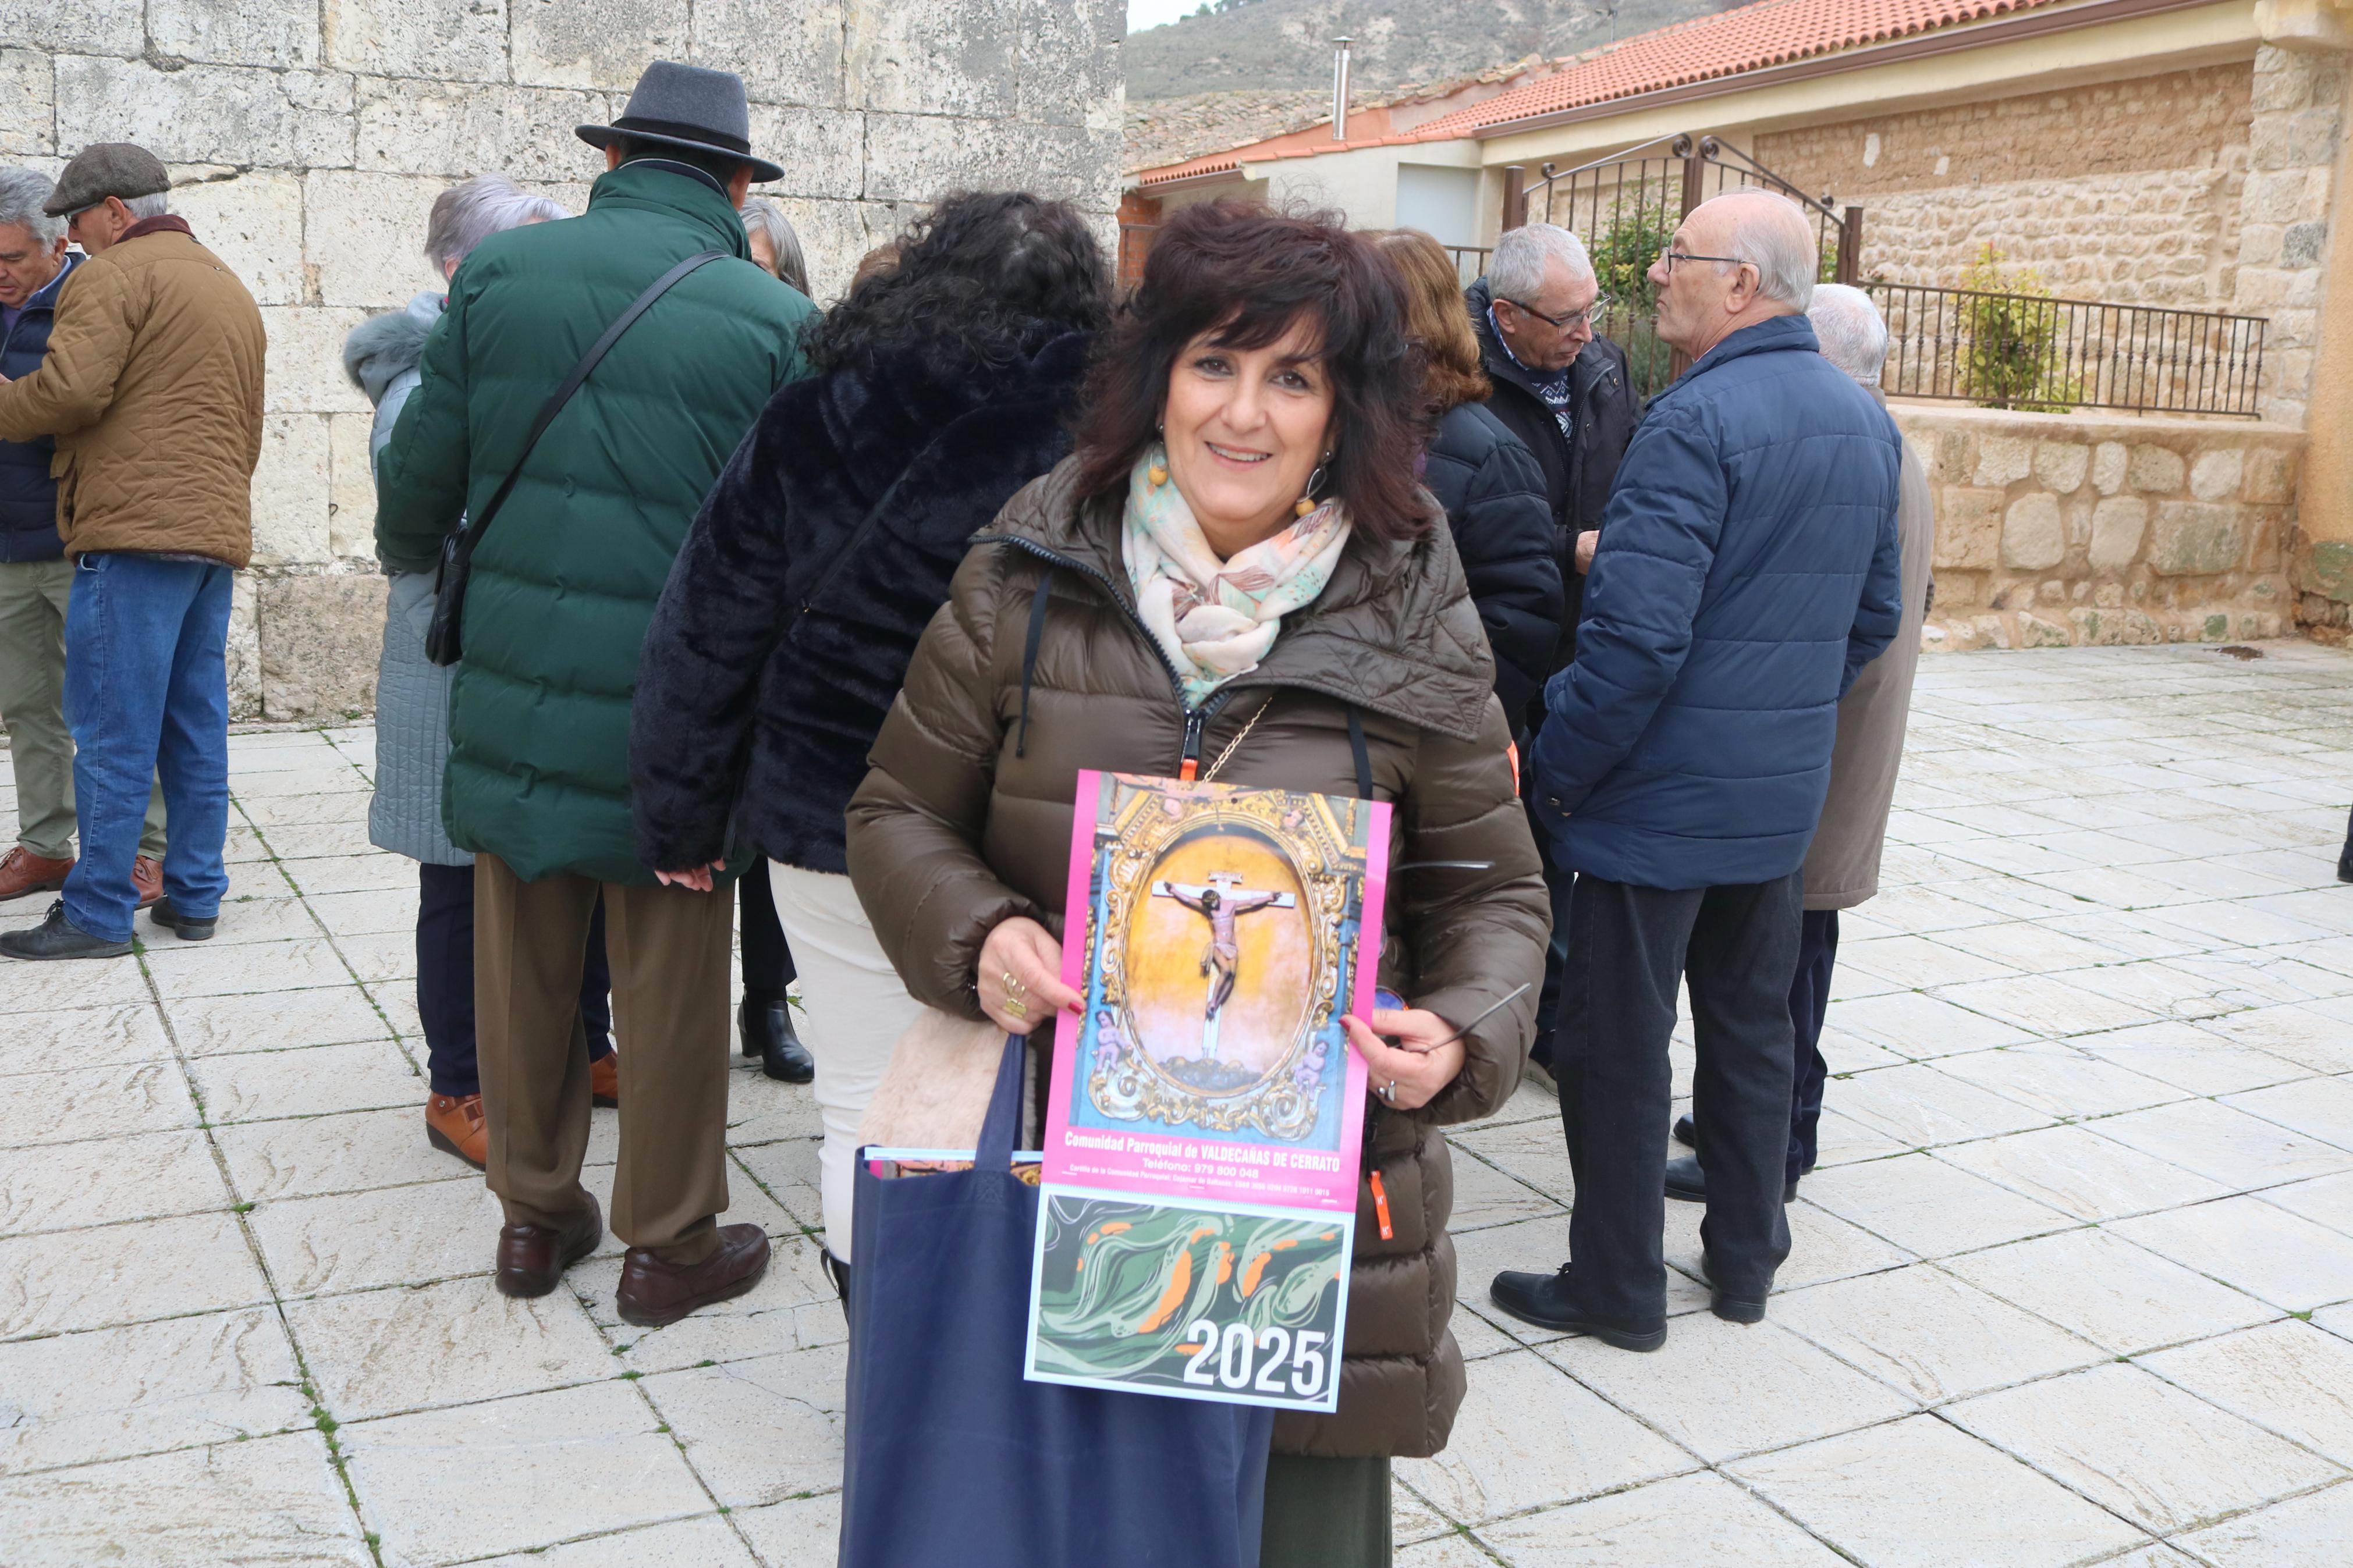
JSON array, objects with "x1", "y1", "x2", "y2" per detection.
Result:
[
  {"x1": 846, "y1": 457, "x2": 1549, "y2": 1459},
  {"x1": 0, "y1": 223, "x2": 264, "y2": 568}
]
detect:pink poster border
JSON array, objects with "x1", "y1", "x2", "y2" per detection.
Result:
[{"x1": 1042, "y1": 769, "x2": 1386, "y2": 1214}]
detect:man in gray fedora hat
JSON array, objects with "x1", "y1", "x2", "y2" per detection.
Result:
[{"x1": 375, "y1": 61, "x2": 815, "y2": 1325}]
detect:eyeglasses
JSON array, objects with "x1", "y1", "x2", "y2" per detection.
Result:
[
  {"x1": 1503, "y1": 294, "x2": 1610, "y2": 330},
  {"x1": 1661, "y1": 251, "x2": 1746, "y2": 273}
]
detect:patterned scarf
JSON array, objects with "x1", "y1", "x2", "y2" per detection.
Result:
[{"x1": 1121, "y1": 446, "x2": 1352, "y2": 707}]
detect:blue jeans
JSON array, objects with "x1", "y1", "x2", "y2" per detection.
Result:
[{"x1": 61, "y1": 553, "x2": 233, "y2": 943}]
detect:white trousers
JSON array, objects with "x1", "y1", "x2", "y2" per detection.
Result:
[{"x1": 767, "y1": 861, "x2": 924, "y2": 1263}]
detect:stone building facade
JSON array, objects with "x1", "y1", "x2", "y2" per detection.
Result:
[
  {"x1": 1756, "y1": 63, "x2": 2256, "y2": 311},
  {"x1": 0, "y1": 0, "x2": 1123, "y2": 719},
  {"x1": 1755, "y1": 42, "x2": 2347, "y2": 432}
]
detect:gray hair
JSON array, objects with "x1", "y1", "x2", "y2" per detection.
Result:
[
  {"x1": 739, "y1": 198, "x2": 807, "y2": 295},
  {"x1": 1808, "y1": 283, "x2": 1887, "y2": 386},
  {"x1": 119, "y1": 191, "x2": 169, "y2": 221},
  {"x1": 1702, "y1": 189, "x2": 1818, "y2": 312},
  {"x1": 424, "y1": 174, "x2": 568, "y2": 273},
  {"x1": 0, "y1": 168, "x2": 65, "y2": 246},
  {"x1": 1489, "y1": 221, "x2": 1592, "y2": 305}
]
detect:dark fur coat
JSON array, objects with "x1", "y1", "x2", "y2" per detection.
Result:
[{"x1": 631, "y1": 329, "x2": 1093, "y2": 873}]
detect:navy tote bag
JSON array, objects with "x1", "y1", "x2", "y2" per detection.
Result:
[{"x1": 840, "y1": 1034, "x2": 1273, "y2": 1568}]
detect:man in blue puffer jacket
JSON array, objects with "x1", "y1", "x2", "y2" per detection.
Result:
[{"x1": 1491, "y1": 190, "x2": 1903, "y2": 1352}]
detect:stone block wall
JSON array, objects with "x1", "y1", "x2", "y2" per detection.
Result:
[
  {"x1": 1761, "y1": 45, "x2": 2347, "y2": 427},
  {"x1": 1890, "y1": 404, "x2": 2304, "y2": 652},
  {"x1": 0, "y1": 0, "x2": 1124, "y2": 720},
  {"x1": 1758, "y1": 64, "x2": 2254, "y2": 309},
  {"x1": 2230, "y1": 41, "x2": 2348, "y2": 427}
]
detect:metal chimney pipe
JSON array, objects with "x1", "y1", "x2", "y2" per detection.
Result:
[{"x1": 1331, "y1": 37, "x2": 1353, "y2": 141}]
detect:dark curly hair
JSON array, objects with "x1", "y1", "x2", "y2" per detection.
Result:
[
  {"x1": 1071, "y1": 200, "x2": 1432, "y2": 544},
  {"x1": 803, "y1": 191, "x2": 1109, "y2": 373}
]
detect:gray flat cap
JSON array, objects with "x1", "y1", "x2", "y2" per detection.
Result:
[
  {"x1": 577, "y1": 61, "x2": 782, "y2": 184},
  {"x1": 44, "y1": 143, "x2": 170, "y2": 216}
]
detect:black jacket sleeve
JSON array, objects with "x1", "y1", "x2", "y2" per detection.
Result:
[
  {"x1": 1423, "y1": 403, "x2": 1563, "y2": 728},
  {"x1": 629, "y1": 393, "x2": 807, "y2": 871}
]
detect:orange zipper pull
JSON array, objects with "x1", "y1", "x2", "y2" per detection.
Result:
[
  {"x1": 1369, "y1": 1168, "x2": 1394, "y2": 1240},
  {"x1": 1179, "y1": 756, "x2": 1198, "y2": 781}
]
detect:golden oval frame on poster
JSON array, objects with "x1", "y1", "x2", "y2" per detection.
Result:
[{"x1": 1084, "y1": 778, "x2": 1365, "y2": 1143}]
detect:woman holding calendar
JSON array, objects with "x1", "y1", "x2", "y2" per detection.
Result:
[{"x1": 849, "y1": 198, "x2": 1549, "y2": 1566}]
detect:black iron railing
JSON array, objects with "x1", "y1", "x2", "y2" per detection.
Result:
[
  {"x1": 1509, "y1": 133, "x2": 1865, "y2": 399},
  {"x1": 1867, "y1": 282, "x2": 2267, "y2": 417}
]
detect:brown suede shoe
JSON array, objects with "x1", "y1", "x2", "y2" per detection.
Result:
[
  {"x1": 0, "y1": 847, "x2": 72, "y2": 902},
  {"x1": 495, "y1": 1196, "x2": 603, "y2": 1299},
  {"x1": 615, "y1": 1222, "x2": 771, "y2": 1327},
  {"x1": 590, "y1": 1051, "x2": 619, "y2": 1108},
  {"x1": 425, "y1": 1093, "x2": 487, "y2": 1169},
  {"x1": 132, "y1": 856, "x2": 164, "y2": 909}
]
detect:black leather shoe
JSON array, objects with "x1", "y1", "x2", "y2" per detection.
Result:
[
  {"x1": 0, "y1": 901, "x2": 131, "y2": 961},
  {"x1": 148, "y1": 897, "x2": 217, "y2": 942},
  {"x1": 1695, "y1": 1251, "x2": 1770, "y2": 1325},
  {"x1": 2340, "y1": 839, "x2": 2353, "y2": 884},
  {"x1": 1673, "y1": 1113, "x2": 1696, "y2": 1148},
  {"x1": 1488, "y1": 1267, "x2": 1666, "y2": 1351},
  {"x1": 741, "y1": 996, "x2": 814, "y2": 1084},
  {"x1": 1666, "y1": 1154, "x2": 1799, "y2": 1204}
]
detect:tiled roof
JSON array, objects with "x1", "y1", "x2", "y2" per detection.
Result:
[
  {"x1": 1412, "y1": 0, "x2": 2065, "y2": 137},
  {"x1": 1138, "y1": 150, "x2": 1245, "y2": 187}
]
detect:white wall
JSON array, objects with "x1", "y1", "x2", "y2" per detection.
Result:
[{"x1": 1394, "y1": 163, "x2": 1481, "y2": 246}]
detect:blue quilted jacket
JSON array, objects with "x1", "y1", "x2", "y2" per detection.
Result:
[{"x1": 1531, "y1": 313, "x2": 1903, "y2": 891}]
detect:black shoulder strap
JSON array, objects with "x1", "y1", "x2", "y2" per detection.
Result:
[
  {"x1": 456, "y1": 248, "x2": 727, "y2": 559},
  {"x1": 1347, "y1": 706, "x2": 1373, "y2": 800}
]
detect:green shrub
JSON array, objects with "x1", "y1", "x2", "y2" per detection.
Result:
[{"x1": 1958, "y1": 244, "x2": 2079, "y2": 413}]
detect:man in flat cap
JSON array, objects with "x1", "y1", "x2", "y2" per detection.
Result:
[
  {"x1": 375, "y1": 61, "x2": 815, "y2": 1325},
  {"x1": 0, "y1": 144, "x2": 264, "y2": 962}
]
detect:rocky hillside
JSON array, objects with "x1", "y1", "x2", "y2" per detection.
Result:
[{"x1": 1127, "y1": 0, "x2": 1741, "y2": 102}]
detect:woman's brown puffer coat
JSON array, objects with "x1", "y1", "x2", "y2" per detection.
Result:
[{"x1": 846, "y1": 456, "x2": 1549, "y2": 1459}]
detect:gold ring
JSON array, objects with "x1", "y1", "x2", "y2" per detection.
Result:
[{"x1": 1003, "y1": 995, "x2": 1029, "y2": 1019}]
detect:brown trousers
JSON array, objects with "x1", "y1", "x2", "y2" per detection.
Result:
[{"x1": 475, "y1": 852, "x2": 733, "y2": 1263}]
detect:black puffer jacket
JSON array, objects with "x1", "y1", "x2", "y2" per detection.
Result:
[
  {"x1": 1463, "y1": 276, "x2": 1637, "y2": 680},
  {"x1": 1422, "y1": 400, "x2": 1559, "y2": 728},
  {"x1": 631, "y1": 330, "x2": 1092, "y2": 873}
]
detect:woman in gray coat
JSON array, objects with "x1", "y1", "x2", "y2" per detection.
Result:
[{"x1": 345, "y1": 173, "x2": 620, "y2": 1169}]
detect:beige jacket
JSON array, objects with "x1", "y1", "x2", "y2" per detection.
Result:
[
  {"x1": 1802, "y1": 405, "x2": 1934, "y2": 910},
  {"x1": 0, "y1": 225, "x2": 264, "y2": 568}
]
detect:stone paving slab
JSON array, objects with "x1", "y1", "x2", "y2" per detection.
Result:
[{"x1": 3, "y1": 642, "x2": 2353, "y2": 1564}]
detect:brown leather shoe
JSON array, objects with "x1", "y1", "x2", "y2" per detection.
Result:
[
  {"x1": 425, "y1": 1093, "x2": 487, "y2": 1168},
  {"x1": 0, "y1": 847, "x2": 72, "y2": 902},
  {"x1": 615, "y1": 1222, "x2": 771, "y2": 1327},
  {"x1": 495, "y1": 1196, "x2": 602, "y2": 1299},
  {"x1": 590, "y1": 1051, "x2": 619, "y2": 1108},
  {"x1": 132, "y1": 856, "x2": 164, "y2": 909}
]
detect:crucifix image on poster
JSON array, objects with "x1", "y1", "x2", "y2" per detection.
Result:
[
  {"x1": 1150, "y1": 872, "x2": 1297, "y2": 1059},
  {"x1": 1031, "y1": 772, "x2": 1386, "y2": 1413}
]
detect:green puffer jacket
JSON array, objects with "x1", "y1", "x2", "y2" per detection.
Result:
[{"x1": 374, "y1": 162, "x2": 817, "y2": 884}]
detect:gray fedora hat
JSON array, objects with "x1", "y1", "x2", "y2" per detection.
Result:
[{"x1": 576, "y1": 60, "x2": 782, "y2": 184}]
